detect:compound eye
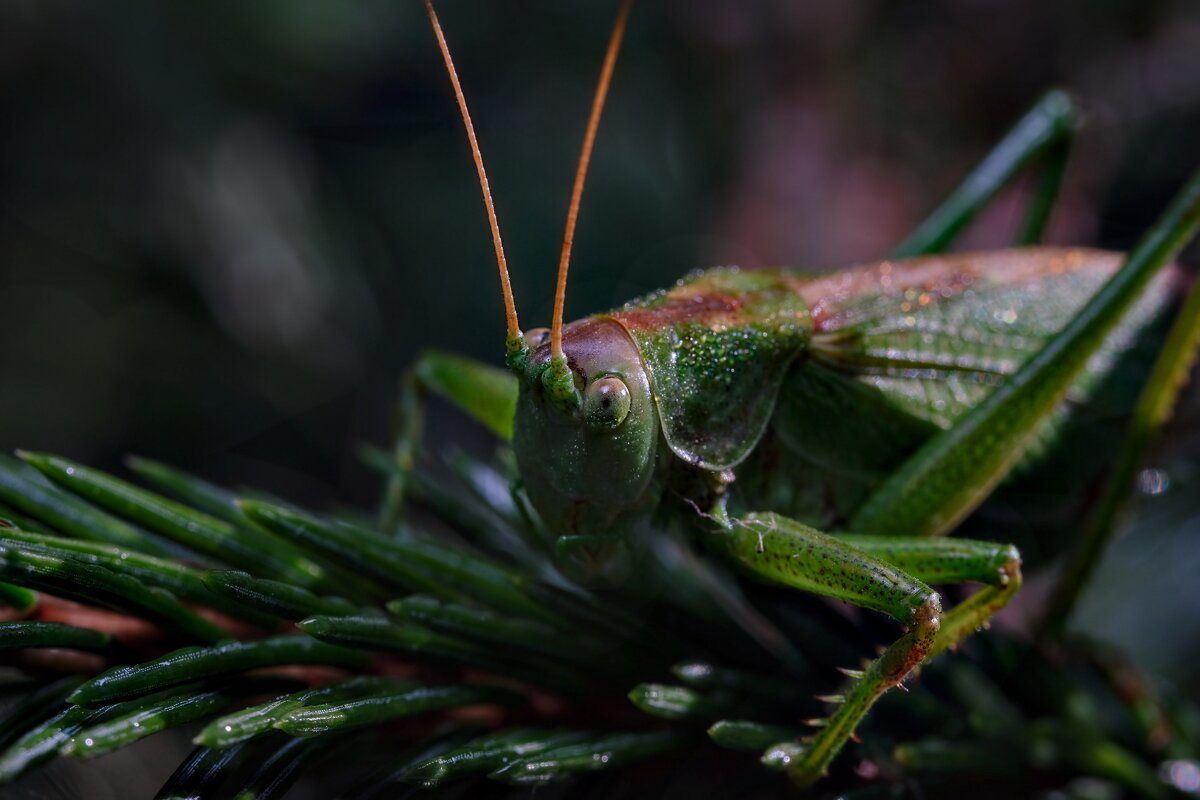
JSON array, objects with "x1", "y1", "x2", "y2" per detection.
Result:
[
  {"x1": 583, "y1": 376, "x2": 631, "y2": 430},
  {"x1": 525, "y1": 327, "x2": 551, "y2": 347}
]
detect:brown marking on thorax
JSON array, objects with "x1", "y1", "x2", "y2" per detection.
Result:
[{"x1": 610, "y1": 288, "x2": 747, "y2": 331}]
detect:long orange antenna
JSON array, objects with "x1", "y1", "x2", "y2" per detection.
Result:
[
  {"x1": 423, "y1": 0, "x2": 520, "y2": 338},
  {"x1": 549, "y1": 0, "x2": 635, "y2": 360}
]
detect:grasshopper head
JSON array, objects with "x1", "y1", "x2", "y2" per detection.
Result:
[
  {"x1": 512, "y1": 317, "x2": 660, "y2": 537},
  {"x1": 420, "y1": 0, "x2": 641, "y2": 535}
]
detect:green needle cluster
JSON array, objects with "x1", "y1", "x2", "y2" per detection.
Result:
[{"x1": 0, "y1": 448, "x2": 1192, "y2": 798}]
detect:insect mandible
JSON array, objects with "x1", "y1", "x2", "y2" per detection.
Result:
[{"x1": 391, "y1": 0, "x2": 1200, "y2": 787}]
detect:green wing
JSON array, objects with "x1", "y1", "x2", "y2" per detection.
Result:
[
  {"x1": 749, "y1": 247, "x2": 1176, "y2": 530},
  {"x1": 805, "y1": 248, "x2": 1174, "y2": 430}
]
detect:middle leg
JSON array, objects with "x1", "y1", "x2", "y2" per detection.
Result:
[{"x1": 708, "y1": 511, "x2": 1021, "y2": 786}]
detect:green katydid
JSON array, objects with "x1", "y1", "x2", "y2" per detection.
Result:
[{"x1": 395, "y1": 0, "x2": 1200, "y2": 788}]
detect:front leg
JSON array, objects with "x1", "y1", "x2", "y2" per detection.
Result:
[
  {"x1": 379, "y1": 350, "x2": 519, "y2": 532},
  {"x1": 709, "y1": 512, "x2": 1021, "y2": 787}
]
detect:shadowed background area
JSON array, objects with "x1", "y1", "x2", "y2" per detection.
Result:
[{"x1": 0, "y1": 0, "x2": 1198, "y2": 716}]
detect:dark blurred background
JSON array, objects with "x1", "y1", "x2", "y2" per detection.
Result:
[{"x1": 0, "y1": 0, "x2": 1198, "y2": 700}]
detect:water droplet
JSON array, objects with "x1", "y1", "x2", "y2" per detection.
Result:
[
  {"x1": 1137, "y1": 468, "x2": 1170, "y2": 496},
  {"x1": 1162, "y1": 759, "x2": 1200, "y2": 792}
]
